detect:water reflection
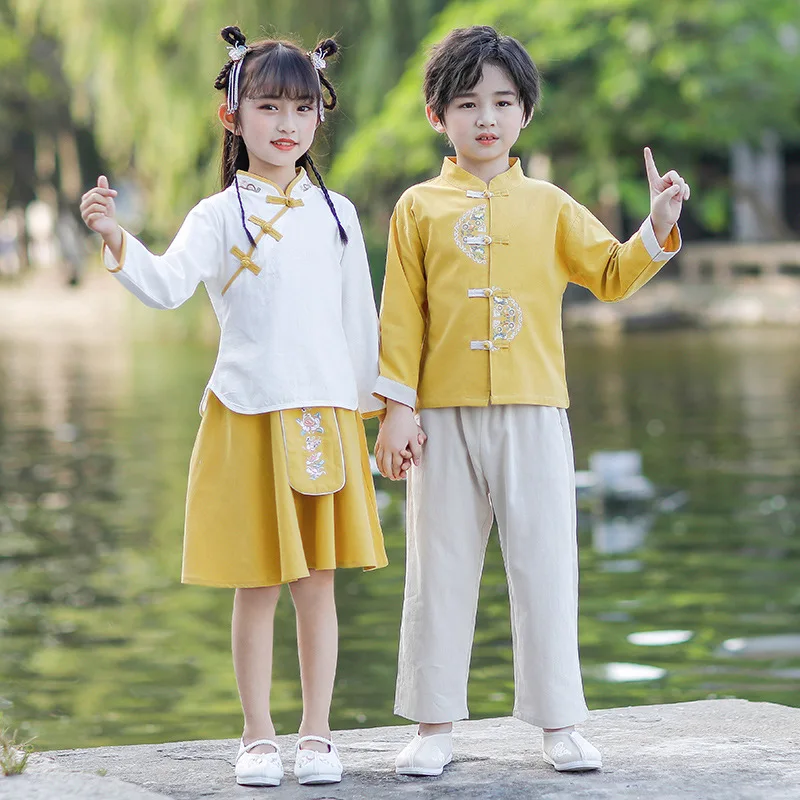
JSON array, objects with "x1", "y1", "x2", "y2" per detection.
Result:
[
  {"x1": 584, "y1": 663, "x2": 668, "y2": 683},
  {"x1": 628, "y1": 630, "x2": 694, "y2": 647},
  {"x1": 718, "y1": 635, "x2": 800, "y2": 658},
  {"x1": 1, "y1": 294, "x2": 799, "y2": 750}
]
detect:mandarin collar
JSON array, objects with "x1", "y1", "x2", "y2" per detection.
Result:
[
  {"x1": 440, "y1": 157, "x2": 524, "y2": 193},
  {"x1": 235, "y1": 167, "x2": 312, "y2": 200}
]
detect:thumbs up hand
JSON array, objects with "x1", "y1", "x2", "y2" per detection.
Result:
[
  {"x1": 79, "y1": 175, "x2": 124, "y2": 259},
  {"x1": 80, "y1": 175, "x2": 120, "y2": 238}
]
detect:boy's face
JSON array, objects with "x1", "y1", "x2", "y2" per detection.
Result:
[{"x1": 427, "y1": 63, "x2": 527, "y2": 172}]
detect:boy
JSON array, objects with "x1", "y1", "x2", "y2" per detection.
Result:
[{"x1": 374, "y1": 26, "x2": 689, "y2": 775}]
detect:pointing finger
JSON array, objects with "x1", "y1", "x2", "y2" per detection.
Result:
[{"x1": 643, "y1": 147, "x2": 661, "y2": 185}]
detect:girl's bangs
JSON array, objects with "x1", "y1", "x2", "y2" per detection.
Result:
[{"x1": 241, "y1": 46, "x2": 320, "y2": 102}]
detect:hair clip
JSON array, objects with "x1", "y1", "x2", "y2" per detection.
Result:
[
  {"x1": 308, "y1": 49, "x2": 327, "y2": 121},
  {"x1": 309, "y1": 50, "x2": 327, "y2": 71},
  {"x1": 226, "y1": 43, "x2": 249, "y2": 113},
  {"x1": 228, "y1": 44, "x2": 248, "y2": 63}
]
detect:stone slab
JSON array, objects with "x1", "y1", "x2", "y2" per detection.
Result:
[{"x1": 2, "y1": 700, "x2": 799, "y2": 799}]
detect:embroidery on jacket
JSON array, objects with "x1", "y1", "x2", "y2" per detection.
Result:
[
  {"x1": 296, "y1": 409, "x2": 326, "y2": 480},
  {"x1": 454, "y1": 204, "x2": 488, "y2": 265},
  {"x1": 492, "y1": 295, "x2": 523, "y2": 343}
]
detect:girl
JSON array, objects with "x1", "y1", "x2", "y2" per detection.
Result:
[{"x1": 79, "y1": 26, "x2": 386, "y2": 788}]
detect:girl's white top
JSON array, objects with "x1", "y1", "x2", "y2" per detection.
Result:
[{"x1": 103, "y1": 168, "x2": 384, "y2": 417}]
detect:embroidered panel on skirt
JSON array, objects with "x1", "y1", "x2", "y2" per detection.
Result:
[{"x1": 279, "y1": 407, "x2": 345, "y2": 495}]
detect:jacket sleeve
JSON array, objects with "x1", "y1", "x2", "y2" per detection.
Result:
[
  {"x1": 373, "y1": 194, "x2": 427, "y2": 409},
  {"x1": 102, "y1": 198, "x2": 221, "y2": 309},
  {"x1": 339, "y1": 202, "x2": 385, "y2": 419},
  {"x1": 562, "y1": 200, "x2": 681, "y2": 302}
]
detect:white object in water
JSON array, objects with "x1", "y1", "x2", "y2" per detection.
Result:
[
  {"x1": 628, "y1": 630, "x2": 694, "y2": 647},
  {"x1": 588, "y1": 450, "x2": 656, "y2": 501}
]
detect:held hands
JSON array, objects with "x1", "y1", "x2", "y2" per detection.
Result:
[
  {"x1": 644, "y1": 147, "x2": 690, "y2": 245},
  {"x1": 375, "y1": 400, "x2": 427, "y2": 481},
  {"x1": 80, "y1": 175, "x2": 123, "y2": 256}
]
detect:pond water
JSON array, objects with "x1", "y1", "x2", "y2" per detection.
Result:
[{"x1": 1, "y1": 311, "x2": 799, "y2": 751}]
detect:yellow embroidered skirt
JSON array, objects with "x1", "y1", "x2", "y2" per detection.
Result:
[{"x1": 182, "y1": 392, "x2": 387, "y2": 587}]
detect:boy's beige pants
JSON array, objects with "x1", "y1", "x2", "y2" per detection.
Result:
[{"x1": 395, "y1": 405, "x2": 589, "y2": 729}]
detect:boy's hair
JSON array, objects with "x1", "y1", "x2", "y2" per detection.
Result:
[
  {"x1": 423, "y1": 26, "x2": 540, "y2": 123},
  {"x1": 214, "y1": 26, "x2": 347, "y2": 245}
]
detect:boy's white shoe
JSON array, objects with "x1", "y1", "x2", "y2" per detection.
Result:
[
  {"x1": 235, "y1": 738, "x2": 283, "y2": 786},
  {"x1": 293, "y1": 735, "x2": 343, "y2": 785},
  {"x1": 542, "y1": 730, "x2": 602, "y2": 772},
  {"x1": 395, "y1": 732, "x2": 453, "y2": 776}
]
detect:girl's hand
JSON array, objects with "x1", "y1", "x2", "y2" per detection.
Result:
[
  {"x1": 375, "y1": 401, "x2": 427, "y2": 480},
  {"x1": 80, "y1": 175, "x2": 121, "y2": 242},
  {"x1": 644, "y1": 147, "x2": 690, "y2": 244}
]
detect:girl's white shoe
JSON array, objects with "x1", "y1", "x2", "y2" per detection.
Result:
[
  {"x1": 235, "y1": 738, "x2": 284, "y2": 786},
  {"x1": 542, "y1": 730, "x2": 602, "y2": 772},
  {"x1": 395, "y1": 732, "x2": 453, "y2": 776},
  {"x1": 293, "y1": 735, "x2": 343, "y2": 785}
]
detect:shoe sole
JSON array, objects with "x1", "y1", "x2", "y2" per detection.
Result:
[
  {"x1": 236, "y1": 777, "x2": 282, "y2": 786},
  {"x1": 543, "y1": 755, "x2": 602, "y2": 772},
  {"x1": 297, "y1": 774, "x2": 342, "y2": 785},
  {"x1": 396, "y1": 755, "x2": 453, "y2": 777}
]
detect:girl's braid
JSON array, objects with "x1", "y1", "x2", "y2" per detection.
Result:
[{"x1": 300, "y1": 153, "x2": 348, "y2": 245}]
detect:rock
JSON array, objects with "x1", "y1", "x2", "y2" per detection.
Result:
[{"x1": 5, "y1": 700, "x2": 799, "y2": 799}]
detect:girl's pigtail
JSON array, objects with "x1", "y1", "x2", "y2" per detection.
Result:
[
  {"x1": 302, "y1": 39, "x2": 347, "y2": 245},
  {"x1": 215, "y1": 26, "x2": 255, "y2": 247},
  {"x1": 311, "y1": 38, "x2": 340, "y2": 112},
  {"x1": 300, "y1": 153, "x2": 348, "y2": 245},
  {"x1": 319, "y1": 73, "x2": 338, "y2": 111}
]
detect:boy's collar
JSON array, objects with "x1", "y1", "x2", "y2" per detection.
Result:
[{"x1": 440, "y1": 157, "x2": 524, "y2": 193}]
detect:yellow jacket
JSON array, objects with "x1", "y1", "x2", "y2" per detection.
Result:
[{"x1": 374, "y1": 157, "x2": 680, "y2": 410}]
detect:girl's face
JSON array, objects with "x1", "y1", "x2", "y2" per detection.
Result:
[
  {"x1": 426, "y1": 63, "x2": 527, "y2": 173},
  {"x1": 220, "y1": 93, "x2": 319, "y2": 183}
]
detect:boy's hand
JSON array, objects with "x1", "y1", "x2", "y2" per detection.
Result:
[
  {"x1": 80, "y1": 175, "x2": 123, "y2": 255},
  {"x1": 644, "y1": 147, "x2": 690, "y2": 245},
  {"x1": 375, "y1": 400, "x2": 427, "y2": 480}
]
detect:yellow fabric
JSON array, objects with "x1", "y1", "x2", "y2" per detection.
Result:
[
  {"x1": 182, "y1": 393, "x2": 387, "y2": 588},
  {"x1": 279, "y1": 407, "x2": 345, "y2": 495},
  {"x1": 378, "y1": 157, "x2": 680, "y2": 410}
]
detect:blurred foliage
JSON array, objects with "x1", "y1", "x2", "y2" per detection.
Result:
[
  {"x1": 2, "y1": 0, "x2": 800, "y2": 238},
  {"x1": 331, "y1": 0, "x2": 800, "y2": 232},
  {"x1": 10, "y1": 0, "x2": 447, "y2": 237},
  {"x1": 0, "y1": 0, "x2": 800, "y2": 242},
  {"x1": 0, "y1": 0, "x2": 79, "y2": 207}
]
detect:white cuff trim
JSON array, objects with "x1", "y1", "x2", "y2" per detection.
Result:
[
  {"x1": 373, "y1": 376, "x2": 416, "y2": 409},
  {"x1": 102, "y1": 243, "x2": 120, "y2": 270},
  {"x1": 640, "y1": 216, "x2": 681, "y2": 262},
  {"x1": 360, "y1": 394, "x2": 386, "y2": 416}
]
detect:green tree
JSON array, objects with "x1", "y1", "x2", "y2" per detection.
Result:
[
  {"x1": 0, "y1": 0, "x2": 84, "y2": 213},
  {"x1": 11, "y1": 0, "x2": 446, "y2": 239},
  {"x1": 330, "y1": 0, "x2": 800, "y2": 235}
]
